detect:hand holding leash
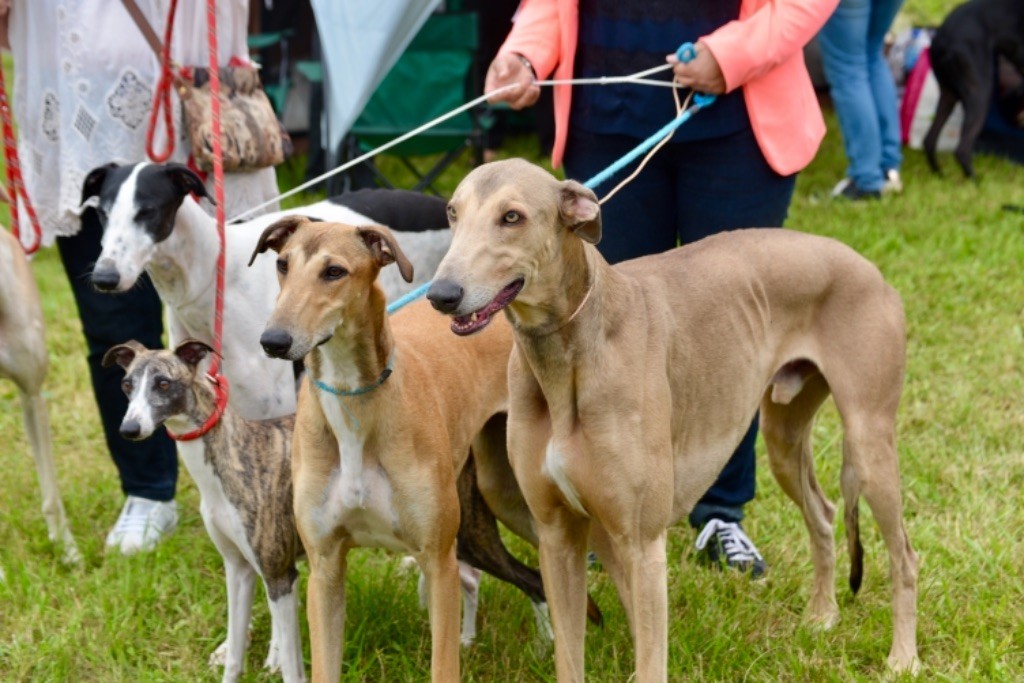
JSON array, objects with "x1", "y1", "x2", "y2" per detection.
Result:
[{"x1": 667, "y1": 41, "x2": 725, "y2": 97}]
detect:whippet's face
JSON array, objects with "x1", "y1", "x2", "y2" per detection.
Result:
[
  {"x1": 427, "y1": 159, "x2": 602, "y2": 335},
  {"x1": 82, "y1": 162, "x2": 208, "y2": 292},
  {"x1": 102, "y1": 340, "x2": 213, "y2": 440},
  {"x1": 251, "y1": 217, "x2": 414, "y2": 361}
]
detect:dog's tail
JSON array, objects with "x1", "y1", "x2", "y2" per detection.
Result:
[
  {"x1": 841, "y1": 460, "x2": 864, "y2": 594},
  {"x1": 456, "y1": 454, "x2": 604, "y2": 626}
]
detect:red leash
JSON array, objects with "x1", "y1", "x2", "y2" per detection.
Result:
[
  {"x1": 167, "y1": 0, "x2": 229, "y2": 442},
  {"x1": 146, "y1": 0, "x2": 179, "y2": 163},
  {"x1": 0, "y1": 66, "x2": 42, "y2": 255}
]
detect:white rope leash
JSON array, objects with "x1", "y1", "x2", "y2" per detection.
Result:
[{"x1": 229, "y1": 63, "x2": 684, "y2": 223}]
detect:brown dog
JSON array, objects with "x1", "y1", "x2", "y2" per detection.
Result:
[
  {"x1": 427, "y1": 159, "x2": 919, "y2": 680},
  {"x1": 251, "y1": 218, "x2": 552, "y2": 682}
]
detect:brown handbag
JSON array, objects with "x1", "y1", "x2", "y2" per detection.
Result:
[{"x1": 121, "y1": 0, "x2": 292, "y2": 172}]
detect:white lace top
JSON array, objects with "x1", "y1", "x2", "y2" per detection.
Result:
[{"x1": 9, "y1": 0, "x2": 278, "y2": 246}]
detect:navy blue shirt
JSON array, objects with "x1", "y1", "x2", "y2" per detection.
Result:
[{"x1": 572, "y1": 0, "x2": 748, "y2": 142}]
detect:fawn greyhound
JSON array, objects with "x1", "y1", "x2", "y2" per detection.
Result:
[
  {"x1": 251, "y1": 217, "x2": 594, "y2": 682},
  {"x1": 0, "y1": 222, "x2": 80, "y2": 566},
  {"x1": 427, "y1": 159, "x2": 919, "y2": 680}
]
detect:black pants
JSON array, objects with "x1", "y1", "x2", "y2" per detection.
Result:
[
  {"x1": 57, "y1": 209, "x2": 177, "y2": 501},
  {"x1": 564, "y1": 125, "x2": 796, "y2": 527}
]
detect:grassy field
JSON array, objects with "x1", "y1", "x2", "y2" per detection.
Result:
[{"x1": 3, "y1": 6, "x2": 1024, "y2": 682}]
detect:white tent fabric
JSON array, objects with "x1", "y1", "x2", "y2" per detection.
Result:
[{"x1": 310, "y1": 0, "x2": 442, "y2": 155}]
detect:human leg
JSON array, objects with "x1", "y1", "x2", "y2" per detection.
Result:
[
  {"x1": 673, "y1": 127, "x2": 796, "y2": 576},
  {"x1": 57, "y1": 209, "x2": 177, "y2": 552},
  {"x1": 819, "y1": 0, "x2": 886, "y2": 192},
  {"x1": 868, "y1": 0, "x2": 906, "y2": 176}
]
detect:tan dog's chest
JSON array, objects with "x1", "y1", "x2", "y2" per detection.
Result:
[{"x1": 309, "y1": 391, "x2": 409, "y2": 553}]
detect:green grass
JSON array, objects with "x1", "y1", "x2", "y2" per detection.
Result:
[{"x1": 4, "y1": 2, "x2": 1024, "y2": 679}]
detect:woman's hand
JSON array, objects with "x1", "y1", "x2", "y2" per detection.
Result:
[
  {"x1": 666, "y1": 41, "x2": 726, "y2": 95},
  {"x1": 484, "y1": 53, "x2": 540, "y2": 110}
]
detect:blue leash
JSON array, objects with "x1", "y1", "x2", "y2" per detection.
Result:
[
  {"x1": 312, "y1": 352, "x2": 395, "y2": 428},
  {"x1": 383, "y1": 42, "x2": 711, "y2": 319}
]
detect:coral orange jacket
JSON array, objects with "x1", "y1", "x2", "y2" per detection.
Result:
[{"x1": 498, "y1": 0, "x2": 839, "y2": 175}]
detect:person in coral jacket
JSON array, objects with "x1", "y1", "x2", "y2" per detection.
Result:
[{"x1": 485, "y1": 0, "x2": 839, "y2": 579}]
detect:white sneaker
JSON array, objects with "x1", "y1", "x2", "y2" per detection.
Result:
[
  {"x1": 105, "y1": 496, "x2": 178, "y2": 555},
  {"x1": 882, "y1": 169, "x2": 903, "y2": 195}
]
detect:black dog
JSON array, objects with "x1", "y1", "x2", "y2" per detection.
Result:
[{"x1": 924, "y1": 0, "x2": 1024, "y2": 177}]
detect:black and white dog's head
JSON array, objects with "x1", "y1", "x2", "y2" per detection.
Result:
[
  {"x1": 102, "y1": 339, "x2": 214, "y2": 440},
  {"x1": 82, "y1": 162, "x2": 208, "y2": 292}
]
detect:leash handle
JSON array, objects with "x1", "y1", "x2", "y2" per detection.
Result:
[
  {"x1": 675, "y1": 41, "x2": 717, "y2": 106},
  {"x1": 0, "y1": 66, "x2": 42, "y2": 255}
]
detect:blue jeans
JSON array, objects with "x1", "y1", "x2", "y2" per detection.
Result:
[
  {"x1": 818, "y1": 0, "x2": 905, "y2": 192},
  {"x1": 57, "y1": 209, "x2": 178, "y2": 502},
  {"x1": 564, "y1": 125, "x2": 796, "y2": 528}
]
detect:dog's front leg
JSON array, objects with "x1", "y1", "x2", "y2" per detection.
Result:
[
  {"x1": 621, "y1": 532, "x2": 669, "y2": 683},
  {"x1": 305, "y1": 541, "x2": 349, "y2": 683},
  {"x1": 420, "y1": 542, "x2": 462, "y2": 682},
  {"x1": 265, "y1": 576, "x2": 307, "y2": 682},
  {"x1": 220, "y1": 555, "x2": 257, "y2": 683},
  {"x1": 535, "y1": 507, "x2": 591, "y2": 683},
  {"x1": 21, "y1": 390, "x2": 80, "y2": 563}
]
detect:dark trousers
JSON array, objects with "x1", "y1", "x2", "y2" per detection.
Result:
[
  {"x1": 57, "y1": 209, "x2": 177, "y2": 501},
  {"x1": 563, "y1": 125, "x2": 796, "y2": 527}
]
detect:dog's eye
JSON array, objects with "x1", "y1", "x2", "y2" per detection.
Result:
[
  {"x1": 276, "y1": 259, "x2": 288, "y2": 275},
  {"x1": 446, "y1": 205, "x2": 457, "y2": 221},
  {"x1": 121, "y1": 379, "x2": 133, "y2": 394},
  {"x1": 323, "y1": 265, "x2": 347, "y2": 281},
  {"x1": 136, "y1": 208, "x2": 155, "y2": 222},
  {"x1": 156, "y1": 378, "x2": 171, "y2": 392},
  {"x1": 502, "y1": 210, "x2": 521, "y2": 225}
]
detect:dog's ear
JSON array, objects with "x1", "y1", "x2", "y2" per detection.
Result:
[
  {"x1": 81, "y1": 163, "x2": 118, "y2": 205},
  {"x1": 174, "y1": 339, "x2": 216, "y2": 368},
  {"x1": 358, "y1": 224, "x2": 414, "y2": 283},
  {"x1": 101, "y1": 340, "x2": 148, "y2": 369},
  {"x1": 164, "y1": 163, "x2": 210, "y2": 201},
  {"x1": 558, "y1": 180, "x2": 602, "y2": 245},
  {"x1": 249, "y1": 215, "x2": 309, "y2": 266}
]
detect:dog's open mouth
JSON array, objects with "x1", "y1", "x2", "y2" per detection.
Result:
[{"x1": 451, "y1": 279, "x2": 524, "y2": 336}]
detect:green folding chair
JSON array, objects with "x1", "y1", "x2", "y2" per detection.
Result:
[{"x1": 343, "y1": 11, "x2": 490, "y2": 195}]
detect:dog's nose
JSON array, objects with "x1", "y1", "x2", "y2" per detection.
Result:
[
  {"x1": 120, "y1": 419, "x2": 142, "y2": 440},
  {"x1": 91, "y1": 267, "x2": 121, "y2": 292},
  {"x1": 260, "y1": 328, "x2": 293, "y2": 358},
  {"x1": 427, "y1": 280, "x2": 464, "y2": 314}
]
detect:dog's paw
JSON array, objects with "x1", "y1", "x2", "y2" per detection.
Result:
[
  {"x1": 60, "y1": 540, "x2": 82, "y2": 566},
  {"x1": 888, "y1": 653, "x2": 921, "y2": 677},
  {"x1": 264, "y1": 642, "x2": 282, "y2": 674},
  {"x1": 208, "y1": 641, "x2": 229, "y2": 668},
  {"x1": 803, "y1": 593, "x2": 839, "y2": 631}
]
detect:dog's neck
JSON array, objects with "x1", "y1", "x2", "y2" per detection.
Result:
[
  {"x1": 147, "y1": 199, "x2": 219, "y2": 332},
  {"x1": 163, "y1": 372, "x2": 236, "y2": 443},
  {"x1": 508, "y1": 238, "x2": 615, "y2": 338},
  {"x1": 306, "y1": 285, "x2": 395, "y2": 397}
]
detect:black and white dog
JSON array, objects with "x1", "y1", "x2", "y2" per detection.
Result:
[{"x1": 924, "y1": 0, "x2": 1024, "y2": 177}]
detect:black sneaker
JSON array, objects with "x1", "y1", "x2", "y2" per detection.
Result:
[
  {"x1": 831, "y1": 178, "x2": 881, "y2": 201},
  {"x1": 694, "y1": 519, "x2": 767, "y2": 580}
]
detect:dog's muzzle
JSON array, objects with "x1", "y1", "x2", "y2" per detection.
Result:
[
  {"x1": 260, "y1": 328, "x2": 294, "y2": 358},
  {"x1": 92, "y1": 266, "x2": 122, "y2": 292},
  {"x1": 426, "y1": 279, "x2": 465, "y2": 314},
  {"x1": 120, "y1": 419, "x2": 143, "y2": 440}
]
